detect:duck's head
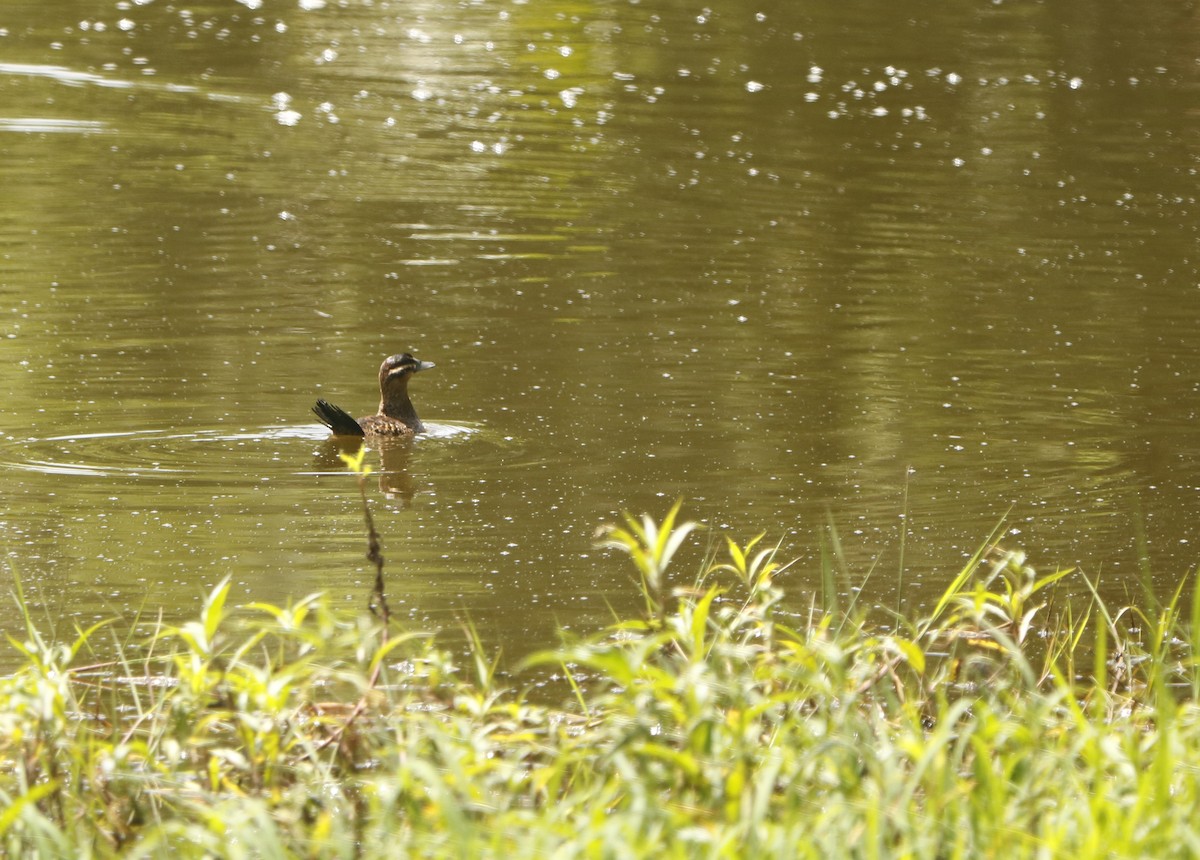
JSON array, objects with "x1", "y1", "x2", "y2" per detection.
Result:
[{"x1": 378, "y1": 352, "x2": 434, "y2": 391}]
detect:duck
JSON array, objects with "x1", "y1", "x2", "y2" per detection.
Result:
[{"x1": 312, "y1": 352, "x2": 435, "y2": 438}]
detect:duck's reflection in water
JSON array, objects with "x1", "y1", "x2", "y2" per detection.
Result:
[{"x1": 313, "y1": 436, "x2": 416, "y2": 504}]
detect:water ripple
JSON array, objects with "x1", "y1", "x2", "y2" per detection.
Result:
[{"x1": 0, "y1": 422, "x2": 483, "y2": 480}]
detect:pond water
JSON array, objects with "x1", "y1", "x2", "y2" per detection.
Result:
[{"x1": 2, "y1": 1, "x2": 1200, "y2": 666}]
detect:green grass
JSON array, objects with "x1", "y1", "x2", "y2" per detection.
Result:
[{"x1": 3, "y1": 501, "x2": 1200, "y2": 858}]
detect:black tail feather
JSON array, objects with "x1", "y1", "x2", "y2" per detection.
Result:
[{"x1": 312, "y1": 399, "x2": 366, "y2": 437}]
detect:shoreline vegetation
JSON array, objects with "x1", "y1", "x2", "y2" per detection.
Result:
[{"x1": 4, "y1": 483, "x2": 1200, "y2": 856}]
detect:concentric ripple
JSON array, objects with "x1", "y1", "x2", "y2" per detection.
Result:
[{"x1": 0, "y1": 422, "x2": 481, "y2": 480}]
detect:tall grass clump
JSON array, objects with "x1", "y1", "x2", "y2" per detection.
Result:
[{"x1": 2, "y1": 501, "x2": 1200, "y2": 857}]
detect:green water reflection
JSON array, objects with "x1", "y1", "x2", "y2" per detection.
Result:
[{"x1": 1, "y1": 1, "x2": 1199, "y2": 666}]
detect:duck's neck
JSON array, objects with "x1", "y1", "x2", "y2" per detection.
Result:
[{"x1": 379, "y1": 389, "x2": 424, "y2": 432}]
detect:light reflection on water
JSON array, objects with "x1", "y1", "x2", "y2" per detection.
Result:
[
  {"x1": 1, "y1": 422, "x2": 480, "y2": 478},
  {"x1": 0, "y1": 1, "x2": 1198, "y2": 669}
]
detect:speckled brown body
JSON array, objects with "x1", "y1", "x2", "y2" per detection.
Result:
[
  {"x1": 312, "y1": 353, "x2": 434, "y2": 438},
  {"x1": 357, "y1": 413, "x2": 419, "y2": 437}
]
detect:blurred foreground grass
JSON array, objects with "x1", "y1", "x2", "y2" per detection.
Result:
[{"x1": 2, "y1": 502, "x2": 1199, "y2": 858}]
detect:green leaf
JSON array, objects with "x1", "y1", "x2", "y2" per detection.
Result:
[
  {"x1": 689, "y1": 586, "x2": 724, "y2": 658},
  {"x1": 202, "y1": 576, "x2": 232, "y2": 644},
  {"x1": 0, "y1": 781, "x2": 59, "y2": 837},
  {"x1": 886, "y1": 636, "x2": 926, "y2": 674},
  {"x1": 726, "y1": 536, "x2": 747, "y2": 576}
]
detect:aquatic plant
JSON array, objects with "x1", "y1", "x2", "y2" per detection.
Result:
[{"x1": 1, "y1": 505, "x2": 1200, "y2": 857}]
